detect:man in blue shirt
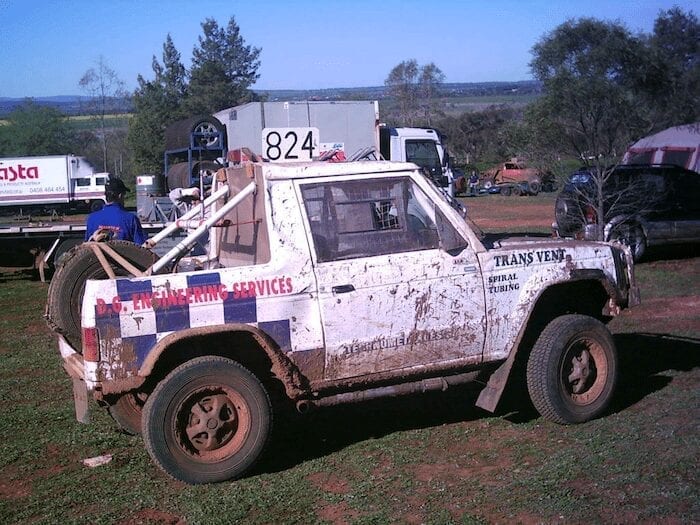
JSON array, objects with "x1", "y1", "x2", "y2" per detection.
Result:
[{"x1": 85, "y1": 178, "x2": 147, "y2": 245}]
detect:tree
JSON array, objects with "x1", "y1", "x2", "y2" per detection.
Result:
[
  {"x1": 79, "y1": 56, "x2": 129, "y2": 172},
  {"x1": 0, "y1": 100, "x2": 76, "y2": 156},
  {"x1": 385, "y1": 59, "x2": 419, "y2": 125},
  {"x1": 418, "y1": 63, "x2": 446, "y2": 125},
  {"x1": 129, "y1": 35, "x2": 188, "y2": 174},
  {"x1": 185, "y1": 17, "x2": 261, "y2": 114},
  {"x1": 435, "y1": 105, "x2": 522, "y2": 166},
  {"x1": 384, "y1": 60, "x2": 445, "y2": 126},
  {"x1": 634, "y1": 7, "x2": 700, "y2": 130}
]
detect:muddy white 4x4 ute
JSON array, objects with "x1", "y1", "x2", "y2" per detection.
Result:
[{"x1": 46, "y1": 160, "x2": 639, "y2": 484}]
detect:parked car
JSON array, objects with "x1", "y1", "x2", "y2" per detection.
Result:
[
  {"x1": 482, "y1": 159, "x2": 556, "y2": 195},
  {"x1": 554, "y1": 164, "x2": 700, "y2": 260}
]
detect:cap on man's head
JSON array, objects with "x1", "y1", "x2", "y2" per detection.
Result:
[{"x1": 106, "y1": 178, "x2": 130, "y2": 194}]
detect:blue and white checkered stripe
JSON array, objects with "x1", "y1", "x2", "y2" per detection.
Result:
[{"x1": 93, "y1": 272, "x2": 292, "y2": 369}]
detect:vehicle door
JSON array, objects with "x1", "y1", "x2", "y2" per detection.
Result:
[
  {"x1": 298, "y1": 175, "x2": 486, "y2": 381},
  {"x1": 670, "y1": 171, "x2": 700, "y2": 242}
]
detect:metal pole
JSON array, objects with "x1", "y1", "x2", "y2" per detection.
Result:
[{"x1": 150, "y1": 181, "x2": 256, "y2": 274}]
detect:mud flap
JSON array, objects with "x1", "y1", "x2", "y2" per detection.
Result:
[
  {"x1": 72, "y1": 377, "x2": 90, "y2": 424},
  {"x1": 475, "y1": 351, "x2": 517, "y2": 413}
]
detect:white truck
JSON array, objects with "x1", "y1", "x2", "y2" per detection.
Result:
[
  {"x1": 0, "y1": 155, "x2": 108, "y2": 214},
  {"x1": 46, "y1": 160, "x2": 639, "y2": 484},
  {"x1": 213, "y1": 100, "x2": 455, "y2": 194}
]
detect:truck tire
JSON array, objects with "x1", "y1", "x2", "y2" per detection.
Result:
[
  {"x1": 526, "y1": 314, "x2": 617, "y2": 424},
  {"x1": 89, "y1": 200, "x2": 104, "y2": 213},
  {"x1": 166, "y1": 160, "x2": 221, "y2": 191},
  {"x1": 528, "y1": 181, "x2": 541, "y2": 195},
  {"x1": 164, "y1": 116, "x2": 225, "y2": 150},
  {"x1": 501, "y1": 186, "x2": 512, "y2": 196},
  {"x1": 107, "y1": 391, "x2": 148, "y2": 435},
  {"x1": 45, "y1": 241, "x2": 158, "y2": 349},
  {"x1": 142, "y1": 356, "x2": 272, "y2": 484}
]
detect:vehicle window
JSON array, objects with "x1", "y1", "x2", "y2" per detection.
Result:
[
  {"x1": 301, "y1": 177, "x2": 440, "y2": 262},
  {"x1": 662, "y1": 149, "x2": 693, "y2": 169},
  {"x1": 405, "y1": 140, "x2": 442, "y2": 181},
  {"x1": 75, "y1": 178, "x2": 91, "y2": 187},
  {"x1": 96, "y1": 177, "x2": 106, "y2": 185},
  {"x1": 627, "y1": 149, "x2": 655, "y2": 164}
]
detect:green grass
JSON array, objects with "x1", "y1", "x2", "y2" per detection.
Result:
[{"x1": 0, "y1": 248, "x2": 698, "y2": 523}]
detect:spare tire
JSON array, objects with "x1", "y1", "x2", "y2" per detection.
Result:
[
  {"x1": 45, "y1": 241, "x2": 158, "y2": 350},
  {"x1": 164, "y1": 116, "x2": 226, "y2": 150},
  {"x1": 166, "y1": 160, "x2": 222, "y2": 191}
]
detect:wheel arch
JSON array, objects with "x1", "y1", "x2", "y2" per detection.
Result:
[
  {"x1": 476, "y1": 275, "x2": 616, "y2": 413},
  {"x1": 139, "y1": 324, "x2": 310, "y2": 401},
  {"x1": 604, "y1": 214, "x2": 650, "y2": 241}
]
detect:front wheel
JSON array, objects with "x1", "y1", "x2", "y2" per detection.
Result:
[
  {"x1": 527, "y1": 315, "x2": 617, "y2": 424},
  {"x1": 143, "y1": 356, "x2": 272, "y2": 484}
]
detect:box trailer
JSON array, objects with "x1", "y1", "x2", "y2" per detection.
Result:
[{"x1": 0, "y1": 155, "x2": 108, "y2": 214}]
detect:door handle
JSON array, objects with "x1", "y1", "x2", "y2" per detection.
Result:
[{"x1": 332, "y1": 284, "x2": 355, "y2": 294}]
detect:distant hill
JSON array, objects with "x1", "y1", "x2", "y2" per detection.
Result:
[{"x1": 0, "y1": 81, "x2": 541, "y2": 117}]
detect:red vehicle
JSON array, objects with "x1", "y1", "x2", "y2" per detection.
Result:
[{"x1": 482, "y1": 159, "x2": 554, "y2": 195}]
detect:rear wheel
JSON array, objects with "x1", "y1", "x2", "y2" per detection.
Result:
[
  {"x1": 527, "y1": 315, "x2": 617, "y2": 424},
  {"x1": 528, "y1": 180, "x2": 541, "y2": 195},
  {"x1": 107, "y1": 390, "x2": 148, "y2": 435},
  {"x1": 142, "y1": 356, "x2": 272, "y2": 484},
  {"x1": 501, "y1": 186, "x2": 512, "y2": 196},
  {"x1": 608, "y1": 223, "x2": 646, "y2": 261}
]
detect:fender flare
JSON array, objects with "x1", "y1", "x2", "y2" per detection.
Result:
[
  {"x1": 604, "y1": 214, "x2": 649, "y2": 242},
  {"x1": 475, "y1": 271, "x2": 619, "y2": 413},
  {"x1": 139, "y1": 324, "x2": 310, "y2": 400}
]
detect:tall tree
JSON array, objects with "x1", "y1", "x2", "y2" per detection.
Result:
[
  {"x1": 185, "y1": 16, "x2": 261, "y2": 114},
  {"x1": 385, "y1": 59, "x2": 419, "y2": 125},
  {"x1": 129, "y1": 35, "x2": 188, "y2": 174},
  {"x1": 528, "y1": 18, "x2": 646, "y2": 162},
  {"x1": 384, "y1": 60, "x2": 445, "y2": 126},
  {"x1": 418, "y1": 63, "x2": 445, "y2": 125},
  {"x1": 0, "y1": 100, "x2": 76, "y2": 156},
  {"x1": 635, "y1": 7, "x2": 700, "y2": 130},
  {"x1": 79, "y1": 56, "x2": 129, "y2": 171}
]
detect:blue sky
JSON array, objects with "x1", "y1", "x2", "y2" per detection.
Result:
[{"x1": 0, "y1": 0, "x2": 693, "y2": 98}]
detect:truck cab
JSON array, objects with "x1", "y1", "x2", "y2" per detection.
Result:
[{"x1": 379, "y1": 126, "x2": 455, "y2": 195}]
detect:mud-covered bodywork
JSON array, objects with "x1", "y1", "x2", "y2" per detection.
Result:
[{"x1": 58, "y1": 160, "x2": 638, "y2": 414}]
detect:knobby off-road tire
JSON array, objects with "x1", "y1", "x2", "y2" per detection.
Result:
[
  {"x1": 526, "y1": 315, "x2": 617, "y2": 424},
  {"x1": 142, "y1": 356, "x2": 272, "y2": 484},
  {"x1": 45, "y1": 241, "x2": 157, "y2": 349}
]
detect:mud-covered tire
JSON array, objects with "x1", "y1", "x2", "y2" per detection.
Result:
[
  {"x1": 107, "y1": 391, "x2": 147, "y2": 435},
  {"x1": 527, "y1": 315, "x2": 617, "y2": 425},
  {"x1": 142, "y1": 356, "x2": 272, "y2": 484},
  {"x1": 45, "y1": 241, "x2": 157, "y2": 349}
]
